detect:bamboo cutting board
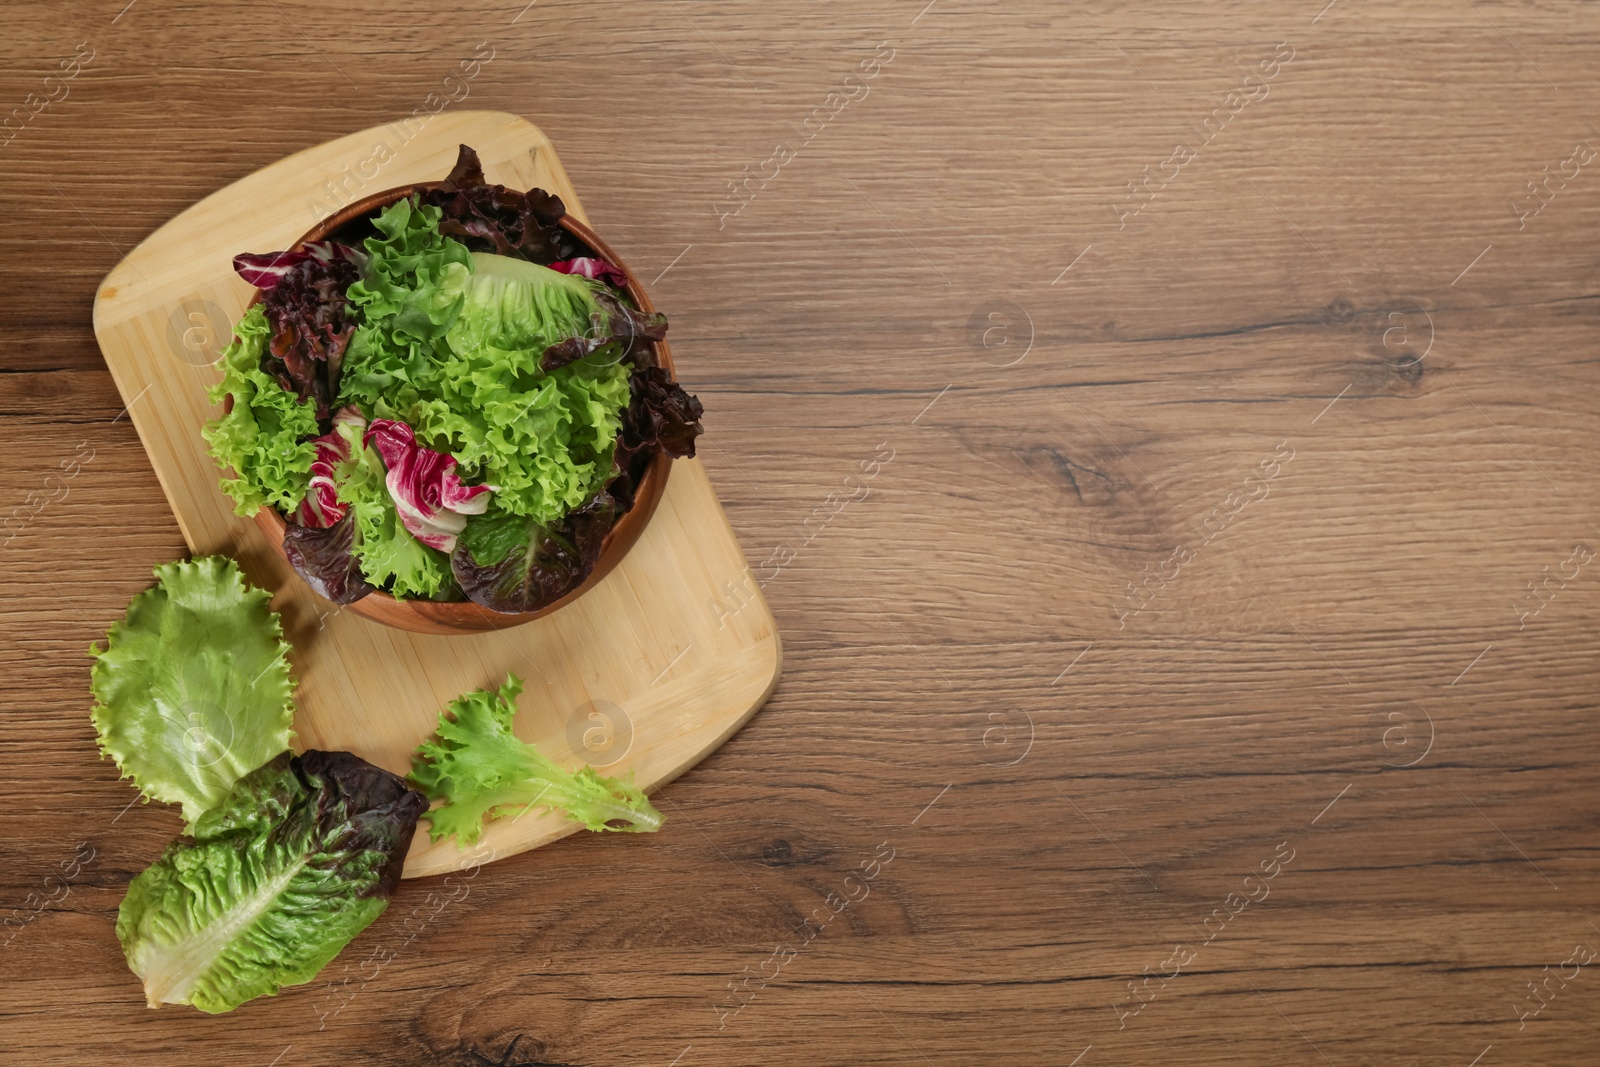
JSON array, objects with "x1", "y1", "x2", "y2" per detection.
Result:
[{"x1": 91, "y1": 112, "x2": 781, "y2": 878}]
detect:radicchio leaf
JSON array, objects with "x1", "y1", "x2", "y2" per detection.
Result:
[
  {"x1": 365, "y1": 419, "x2": 495, "y2": 553},
  {"x1": 548, "y1": 257, "x2": 630, "y2": 288},
  {"x1": 290, "y1": 406, "x2": 365, "y2": 529},
  {"x1": 283, "y1": 511, "x2": 375, "y2": 605},
  {"x1": 234, "y1": 241, "x2": 367, "y2": 427},
  {"x1": 418, "y1": 144, "x2": 583, "y2": 265},
  {"x1": 451, "y1": 493, "x2": 617, "y2": 614}
]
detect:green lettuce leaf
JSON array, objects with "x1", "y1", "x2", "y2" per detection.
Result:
[
  {"x1": 448, "y1": 250, "x2": 605, "y2": 358},
  {"x1": 202, "y1": 304, "x2": 320, "y2": 516},
  {"x1": 344, "y1": 195, "x2": 472, "y2": 342},
  {"x1": 452, "y1": 492, "x2": 616, "y2": 614},
  {"x1": 90, "y1": 556, "x2": 296, "y2": 828},
  {"x1": 116, "y1": 750, "x2": 425, "y2": 1014},
  {"x1": 329, "y1": 418, "x2": 452, "y2": 599},
  {"x1": 337, "y1": 214, "x2": 632, "y2": 527},
  {"x1": 409, "y1": 673, "x2": 663, "y2": 845},
  {"x1": 437, "y1": 253, "x2": 632, "y2": 522},
  {"x1": 338, "y1": 196, "x2": 472, "y2": 415}
]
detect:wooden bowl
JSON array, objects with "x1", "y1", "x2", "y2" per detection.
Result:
[{"x1": 247, "y1": 183, "x2": 675, "y2": 635}]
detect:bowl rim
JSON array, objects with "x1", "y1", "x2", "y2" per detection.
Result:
[{"x1": 245, "y1": 179, "x2": 678, "y2": 635}]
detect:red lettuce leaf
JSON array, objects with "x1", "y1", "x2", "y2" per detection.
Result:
[
  {"x1": 234, "y1": 241, "x2": 366, "y2": 427},
  {"x1": 607, "y1": 367, "x2": 703, "y2": 512},
  {"x1": 418, "y1": 145, "x2": 584, "y2": 265},
  {"x1": 622, "y1": 366, "x2": 704, "y2": 458},
  {"x1": 451, "y1": 493, "x2": 617, "y2": 614},
  {"x1": 283, "y1": 511, "x2": 376, "y2": 605}
]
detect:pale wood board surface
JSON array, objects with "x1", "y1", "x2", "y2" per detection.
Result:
[
  {"x1": 2, "y1": 1, "x2": 1599, "y2": 1065},
  {"x1": 90, "y1": 111, "x2": 781, "y2": 879}
]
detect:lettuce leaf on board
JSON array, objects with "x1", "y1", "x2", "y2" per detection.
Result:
[
  {"x1": 117, "y1": 750, "x2": 425, "y2": 1014},
  {"x1": 408, "y1": 673, "x2": 662, "y2": 845},
  {"x1": 89, "y1": 557, "x2": 295, "y2": 828},
  {"x1": 202, "y1": 304, "x2": 320, "y2": 516}
]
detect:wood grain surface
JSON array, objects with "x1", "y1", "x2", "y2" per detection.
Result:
[{"x1": 2, "y1": 1, "x2": 1598, "y2": 1064}]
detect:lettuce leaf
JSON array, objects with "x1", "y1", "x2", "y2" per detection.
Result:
[
  {"x1": 609, "y1": 367, "x2": 705, "y2": 510},
  {"x1": 338, "y1": 227, "x2": 633, "y2": 527},
  {"x1": 202, "y1": 304, "x2": 320, "y2": 517},
  {"x1": 89, "y1": 557, "x2": 296, "y2": 828},
  {"x1": 238, "y1": 242, "x2": 367, "y2": 426},
  {"x1": 346, "y1": 195, "x2": 471, "y2": 345},
  {"x1": 282, "y1": 512, "x2": 375, "y2": 605},
  {"x1": 329, "y1": 416, "x2": 452, "y2": 599},
  {"x1": 452, "y1": 492, "x2": 616, "y2": 614},
  {"x1": 419, "y1": 144, "x2": 583, "y2": 264},
  {"x1": 116, "y1": 750, "x2": 425, "y2": 1014},
  {"x1": 408, "y1": 673, "x2": 662, "y2": 845}
]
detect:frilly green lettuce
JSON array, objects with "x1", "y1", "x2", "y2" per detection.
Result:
[
  {"x1": 409, "y1": 673, "x2": 663, "y2": 845},
  {"x1": 201, "y1": 304, "x2": 320, "y2": 516},
  {"x1": 345, "y1": 195, "x2": 471, "y2": 342},
  {"x1": 89, "y1": 556, "x2": 296, "y2": 827},
  {"x1": 329, "y1": 418, "x2": 453, "y2": 599},
  {"x1": 337, "y1": 202, "x2": 632, "y2": 528}
]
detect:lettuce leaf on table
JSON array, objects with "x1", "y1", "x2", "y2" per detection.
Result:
[
  {"x1": 201, "y1": 304, "x2": 319, "y2": 517},
  {"x1": 409, "y1": 673, "x2": 662, "y2": 845},
  {"x1": 89, "y1": 557, "x2": 295, "y2": 827},
  {"x1": 117, "y1": 750, "x2": 425, "y2": 1014}
]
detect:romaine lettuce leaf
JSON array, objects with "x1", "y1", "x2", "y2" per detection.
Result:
[
  {"x1": 89, "y1": 557, "x2": 296, "y2": 828},
  {"x1": 202, "y1": 304, "x2": 319, "y2": 517},
  {"x1": 117, "y1": 750, "x2": 425, "y2": 1014},
  {"x1": 452, "y1": 492, "x2": 616, "y2": 614},
  {"x1": 408, "y1": 673, "x2": 662, "y2": 845}
]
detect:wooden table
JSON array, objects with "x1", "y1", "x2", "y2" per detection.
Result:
[{"x1": 2, "y1": 2, "x2": 1596, "y2": 1063}]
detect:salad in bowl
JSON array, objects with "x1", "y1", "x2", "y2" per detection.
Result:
[{"x1": 204, "y1": 146, "x2": 703, "y2": 631}]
